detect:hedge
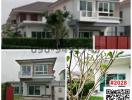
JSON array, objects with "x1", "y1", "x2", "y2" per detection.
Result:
[{"x1": 2, "y1": 38, "x2": 93, "y2": 49}]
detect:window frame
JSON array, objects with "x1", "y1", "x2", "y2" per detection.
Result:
[
  {"x1": 79, "y1": 31, "x2": 93, "y2": 39},
  {"x1": 98, "y1": 2, "x2": 115, "y2": 17},
  {"x1": 34, "y1": 64, "x2": 48, "y2": 75},
  {"x1": 28, "y1": 85, "x2": 40, "y2": 96},
  {"x1": 21, "y1": 65, "x2": 31, "y2": 76}
]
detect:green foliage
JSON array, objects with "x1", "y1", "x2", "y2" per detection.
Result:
[
  {"x1": 43, "y1": 10, "x2": 70, "y2": 39},
  {"x1": 116, "y1": 51, "x2": 124, "y2": 57},
  {"x1": 72, "y1": 81, "x2": 94, "y2": 96},
  {"x1": 100, "y1": 64, "x2": 107, "y2": 72},
  {"x1": 2, "y1": 38, "x2": 93, "y2": 49},
  {"x1": 66, "y1": 56, "x2": 71, "y2": 62},
  {"x1": 107, "y1": 51, "x2": 113, "y2": 58}
]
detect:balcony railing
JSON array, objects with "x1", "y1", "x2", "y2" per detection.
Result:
[
  {"x1": 18, "y1": 71, "x2": 54, "y2": 79},
  {"x1": 80, "y1": 10, "x2": 120, "y2": 23}
]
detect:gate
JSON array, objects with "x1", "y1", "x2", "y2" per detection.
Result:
[
  {"x1": 94, "y1": 36, "x2": 130, "y2": 49},
  {"x1": 6, "y1": 86, "x2": 14, "y2": 100}
]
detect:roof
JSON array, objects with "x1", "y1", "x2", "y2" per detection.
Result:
[
  {"x1": 11, "y1": 2, "x2": 52, "y2": 14},
  {"x1": 49, "y1": 0, "x2": 70, "y2": 9},
  {"x1": 16, "y1": 58, "x2": 57, "y2": 66}
]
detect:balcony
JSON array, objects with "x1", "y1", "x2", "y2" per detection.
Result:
[
  {"x1": 19, "y1": 71, "x2": 54, "y2": 79},
  {"x1": 79, "y1": 11, "x2": 120, "y2": 23}
]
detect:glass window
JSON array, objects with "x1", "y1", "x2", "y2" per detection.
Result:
[
  {"x1": 28, "y1": 85, "x2": 40, "y2": 95},
  {"x1": 35, "y1": 64, "x2": 48, "y2": 75},
  {"x1": 99, "y1": 3, "x2": 103, "y2": 11},
  {"x1": 118, "y1": 74, "x2": 125, "y2": 80},
  {"x1": 14, "y1": 86, "x2": 19, "y2": 94},
  {"x1": 80, "y1": 1, "x2": 86, "y2": 10},
  {"x1": 37, "y1": 32, "x2": 41, "y2": 39},
  {"x1": 104, "y1": 3, "x2": 108, "y2": 12},
  {"x1": 32, "y1": 32, "x2": 36, "y2": 38},
  {"x1": 87, "y1": 2, "x2": 92, "y2": 11},
  {"x1": 79, "y1": 32, "x2": 93, "y2": 39},
  {"x1": 22, "y1": 66, "x2": 31, "y2": 75},
  {"x1": 42, "y1": 32, "x2": 46, "y2": 38}
]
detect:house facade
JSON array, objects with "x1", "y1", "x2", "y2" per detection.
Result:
[
  {"x1": 7, "y1": 0, "x2": 123, "y2": 39},
  {"x1": 94, "y1": 55, "x2": 131, "y2": 96},
  {"x1": 16, "y1": 58, "x2": 65, "y2": 100}
]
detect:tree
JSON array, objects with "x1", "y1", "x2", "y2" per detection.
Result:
[
  {"x1": 2, "y1": 24, "x2": 22, "y2": 38},
  {"x1": 66, "y1": 50, "x2": 124, "y2": 100},
  {"x1": 43, "y1": 10, "x2": 70, "y2": 48}
]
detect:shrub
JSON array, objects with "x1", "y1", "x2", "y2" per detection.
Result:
[{"x1": 2, "y1": 38, "x2": 93, "y2": 49}]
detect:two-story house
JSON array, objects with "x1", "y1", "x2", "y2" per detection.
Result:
[
  {"x1": 7, "y1": 2, "x2": 52, "y2": 38},
  {"x1": 7, "y1": 0, "x2": 121, "y2": 39},
  {"x1": 49, "y1": 0, "x2": 120, "y2": 38},
  {"x1": 94, "y1": 55, "x2": 131, "y2": 96},
  {"x1": 16, "y1": 58, "x2": 56, "y2": 100}
]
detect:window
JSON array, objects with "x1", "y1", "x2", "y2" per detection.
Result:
[
  {"x1": 22, "y1": 66, "x2": 31, "y2": 76},
  {"x1": 98, "y1": 2, "x2": 115, "y2": 16},
  {"x1": 31, "y1": 32, "x2": 52, "y2": 39},
  {"x1": 80, "y1": 1, "x2": 92, "y2": 17},
  {"x1": 80, "y1": 1, "x2": 86, "y2": 10},
  {"x1": 28, "y1": 85, "x2": 40, "y2": 95},
  {"x1": 100, "y1": 74, "x2": 126, "y2": 91},
  {"x1": 79, "y1": 32, "x2": 93, "y2": 39},
  {"x1": 34, "y1": 64, "x2": 48, "y2": 75},
  {"x1": 14, "y1": 86, "x2": 19, "y2": 94}
]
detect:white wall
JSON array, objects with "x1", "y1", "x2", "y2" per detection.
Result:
[
  {"x1": 21, "y1": 24, "x2": 45, "y2": 37},
  {"x1": 54, "y1": 86, "x2": 65, "y2": 100},
  {"x1": 94, "y1": 57, "x2": 131, "y2": 94}
]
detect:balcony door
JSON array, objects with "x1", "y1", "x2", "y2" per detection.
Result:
[{"x1": 80, "y1": 0, "x2": 92, "y2": 17}]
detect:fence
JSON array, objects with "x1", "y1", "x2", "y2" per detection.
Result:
[
  {"x1": 6, "y1": 86, "x2": 14, "y2": 100},
  {"x1": 94, "y1": 36, "x2": 130, "y2": 49}
]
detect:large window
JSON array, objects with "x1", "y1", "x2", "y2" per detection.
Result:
[
  {"x1": 80, "y1": 0, "x2": 92, "y2": 17},
  {"x1": 34, "y1": 64, "x2": 48, "y2": 75},
  {"x1": 14, "y1": 86, "x2": 19, "y2": 94},
  {"x1": 79, "y1": 31, "x2": 93, "y2": 39},
  {"x1": 21, "y1": 66, "x2": 31, "y2": 76},
  {"x1": 98, "y1": 2, "x2": 115, "y2": 16},
  {"x1": 31, "y1": 32, "x2": 52, "y2": 39},
  {"x1": 100, "y1": 74, "x2": 126, "y2": 91},
  {"x1": 28, "y1": 85, "x2": 40, "y2": 95}
]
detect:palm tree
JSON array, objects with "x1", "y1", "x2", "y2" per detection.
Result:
[{"x1": 43, "y1": 10, "x2": 70, "y2": 48}]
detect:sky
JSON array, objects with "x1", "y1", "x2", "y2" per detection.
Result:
[
  {"x1": 1, "y1": 50, "x2": 65, "y2": 83},
  {"x1": 2, "y1": 0, "x2": 124, "y2": 24}
]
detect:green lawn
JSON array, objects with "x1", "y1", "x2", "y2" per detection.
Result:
[
  {"x1": 14, "y1": 95, "x2": 22, "y2": 100},
  {"x1": 89, "y1": 96, "x2": 103, "y2": 100}
]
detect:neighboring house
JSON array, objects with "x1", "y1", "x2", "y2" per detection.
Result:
[
  {"x1": 94, "y1": 55, "x2": 131, "y2": 96},
  {"x1": 7, "y1": 0, "x2": 121, "y2": 39},
  {"x1": 117, "y1": 0, "x2": 131, "y2": 36},
  {"x1": 7, "y1": 2, "x2": 52, "y2": 38},
  {"x1": 16, "y1": 58, "x2": 65, "y2": 100}
]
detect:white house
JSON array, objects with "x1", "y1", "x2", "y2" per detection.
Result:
[
  {"x1": 7, "y1": 0, "x2": 122, "y2": 39},
  {"x1": 16, "y1": 58, "x2": 65, "y2": 100},
  {"x1": 94, "y1": 55, "x2": 131, "y2": 96}
]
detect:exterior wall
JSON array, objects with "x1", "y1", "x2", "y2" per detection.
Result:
[
  {"x1": 94, "y1": 57, "x2": 130, "y2": 96},
  {"x1": 22, "y1": 82, "x2": 52, "y2": 96},
  {"x1": 54, "y1": 86, "x2": 65, "y2": 100},
  {"x1": 19, "y1": 24, "x2": 45, "y2": 37}
]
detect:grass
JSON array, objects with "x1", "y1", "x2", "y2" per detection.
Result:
[
  {"x1": 89, "y1": 96, "x2": 103, "y2": 100},
  {"x1": 14, "y1": 95, "x2": 22, "y2": 100}
]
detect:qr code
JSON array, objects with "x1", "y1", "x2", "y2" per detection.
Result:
[{"x1": 104, "y1": 87, "x2": 131, "y2": 100}]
